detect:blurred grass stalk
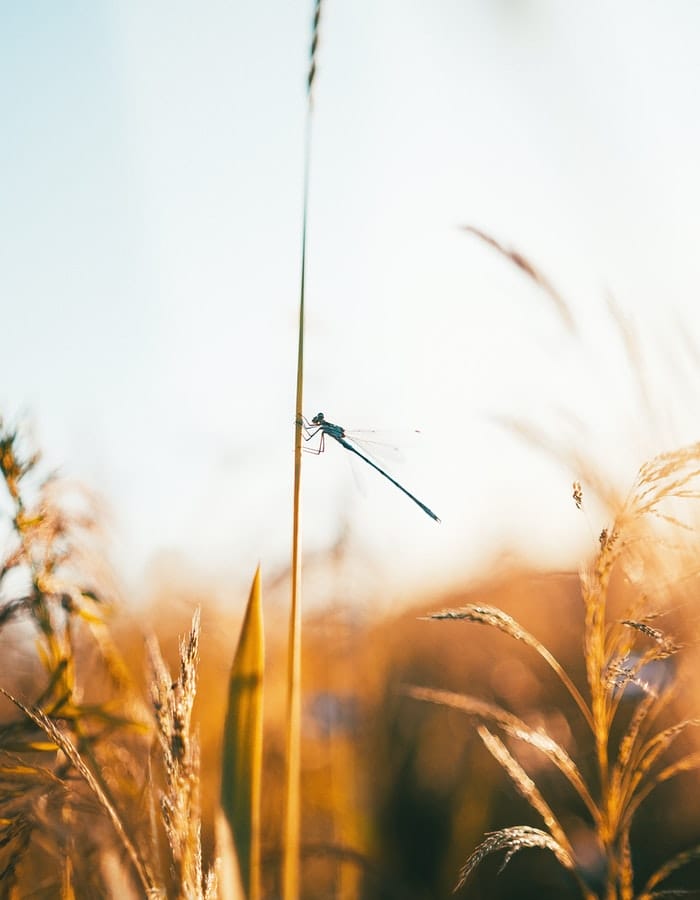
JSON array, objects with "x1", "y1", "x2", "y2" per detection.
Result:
[{"x1": 284, "y1": 3, "x2": 322, "y2": 899}]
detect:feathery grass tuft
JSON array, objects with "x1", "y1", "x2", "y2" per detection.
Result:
[
  {"x1": 0, "y1": 686, "x2": 155, "y2": 895},
  {"x1": 455, "y1": 825, "x2": 577, "y2": 892},
  {"x1": 148, "y1": 609, "x2": 217, "y2": 899},
  {"x1": 0, "y1": 418, "x2": 154, "y2": 896},
  {"x1": 409, "y1": 434, "x2": 700, "y2": 896}
]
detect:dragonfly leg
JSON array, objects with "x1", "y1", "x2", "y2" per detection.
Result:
[
  {"x1": 301, "y1": 420, "x2": 323, "y2": 441},
  {"x1": 301, "y1": 429, "x2": 325, "y2": 455}
]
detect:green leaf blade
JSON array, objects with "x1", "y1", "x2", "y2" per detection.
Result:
[{"x1": 221, "y1": 566, "x2": 265, "y2": 900}]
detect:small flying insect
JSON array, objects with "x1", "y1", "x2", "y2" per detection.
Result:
[{"x1": 301, "y1": 412, "x2": 440, "y2": 522}]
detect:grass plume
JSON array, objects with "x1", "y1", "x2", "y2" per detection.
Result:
[
  {"x1": 461, "y1": 225, "x2": 577, "y2": 335},
  {"x1": 408, "y1": 439, "x2": 700, "y2": 896},
  {"x1": 148, "y1": 610, "x2": 217, "y2": 899}
]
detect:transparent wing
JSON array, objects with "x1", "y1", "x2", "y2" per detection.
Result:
[{"x1": 342, "y1": 428, "x2": 422, "y2": 467}]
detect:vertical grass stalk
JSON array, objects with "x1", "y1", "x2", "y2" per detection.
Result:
[{"x1": 284, "y1": 4, "x2": 322, "y2": 899}]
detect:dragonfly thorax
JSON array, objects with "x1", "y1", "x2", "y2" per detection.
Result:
[{"x1": 312, "y1": 412, "x2": 346, "y2": 439}]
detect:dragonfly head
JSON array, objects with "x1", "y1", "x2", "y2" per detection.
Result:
[{"x1": 312, "y1": 412, "x2": 325, "y2": 425}]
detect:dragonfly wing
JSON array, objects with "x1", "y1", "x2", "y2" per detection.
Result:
[{"x1": 342, "y1": 430, "x2": 418, "y2": 466}]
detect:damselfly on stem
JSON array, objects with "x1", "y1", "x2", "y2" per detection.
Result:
[{"x1": 301, "y1": 412, "x2": 440, "y2": 522}]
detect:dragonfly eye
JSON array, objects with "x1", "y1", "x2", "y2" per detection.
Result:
[{"x1": 312, "y1": 412, "x2": 324, "y2": 424}]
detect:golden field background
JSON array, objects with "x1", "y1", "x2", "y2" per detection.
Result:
[
  {"x1": 98, "y1": 557, "x2": 700, "y2": 897},
  {"x1": 4, "y1": 452, "x2": 698, "y2": 900}
]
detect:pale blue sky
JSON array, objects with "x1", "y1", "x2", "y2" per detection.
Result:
[{"x1": 3, "y1": 2, "x2": 700, "y2": 604}]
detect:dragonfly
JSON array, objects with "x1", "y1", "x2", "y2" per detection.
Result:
[{"x1": 301, "y1": 412, "x2": 440, "y2": 522}]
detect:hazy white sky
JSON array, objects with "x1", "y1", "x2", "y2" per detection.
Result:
[{"x1": 3, "y1": 2, "x2": 700, "y2": 604}]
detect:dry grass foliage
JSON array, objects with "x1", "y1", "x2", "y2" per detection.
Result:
[
  {"x1": 0, "y1": 418, "x2": 155, "y2": 896},
  {"x1": 0, "y1": 419, "x2": 218, "y2": 898},
  {"x1": 406, "y1": 442, "x2": 700, "y2": 898}
]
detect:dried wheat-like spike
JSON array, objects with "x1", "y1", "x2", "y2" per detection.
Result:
[
  {"x1": 307, "y1": 0, "x2": 323, "y2": 96},
  {"x1": 623, "y1": 718, "x2": 700, "y2": 811},
  {"x1": 638, "y1": 718, "x2": 700, "y2": 771},
  {"x1": 573, "y1": 481, "x2": 583, "y2": 509},
  {"x1": 460, "y1": 226, "x2": 577, "y2": 334},
  {"x1": 476, "y1": 726, "x2": 572, "y2": 855},
  {"x1": 633, "y1": 446, "x2": 700, "y2": 522},
  {"x1": 636, "y1": 443, "x2": 700, "y2": 487},
  {"x1": 404, "y1": 684, "x2": 598, "y2": 823},
  {"x1": 618, "y1": 825, "x2": 634, "y2": 900},
  {"x1": 624, "y1": 750, "x2": 700, "y2": 829},
  {"x1": 606, "y1": 650, "x2": 679, "y2": 740},
  {"x1": 643, "y1": 892, "x2": 700, "y2": 898},
  {"x1": 475, "y1": 737, "x2": 599, "y2": 900},
  {"x1": 455, "y1": 825, "x2": 575, "y2": 892},
  {"x1": 149, "y1": 612, "x2": 199, "y2": 774},
  {"x1": 621, "y1": 620, "x2": 681, "y2": 658},
  {"x1": 605, "y1": 656, "x2": 658, "y2": 697},
  {"x1": 638, "y1": 843, "x2": 700, "y2": 899},
  {"x1": 147, "y1": 608, "x2": 217, "y2": 899},
  {"x1": 426, "y1": 605, "x2": 593, "y2": 728},
  {"x1": 0, "y1": 687, "x2": 157, "y2": 895},
  {"x1": 487, "y1": 413, "x2": 622, "y2": 510},
  {"x1": 610, "y1": 690, "x2": 660, "y2": 816}
]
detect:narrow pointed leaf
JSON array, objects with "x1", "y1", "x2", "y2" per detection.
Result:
[{"x1": 221, "y1": 566, "x2": 265, "y2": 900}]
